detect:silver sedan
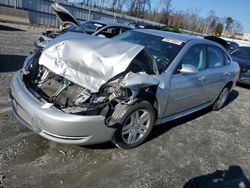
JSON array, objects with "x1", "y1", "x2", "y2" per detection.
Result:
[{"x1": 10, "y1": 29, "x2": 240, "y2": 149}]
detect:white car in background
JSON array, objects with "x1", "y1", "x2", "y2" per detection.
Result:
[{"x1": 36, "y1": 3, "x2": 131, "y2": 48}]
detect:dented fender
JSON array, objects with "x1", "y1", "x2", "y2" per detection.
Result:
[
  {"x1": 120, "y1": 72, "x2": 159, "y2": 102},
  {"x1": 121, "y1": 72, "x2": 159, "y2": 88}
]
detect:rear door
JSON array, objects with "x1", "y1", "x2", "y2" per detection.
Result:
[
  {"x1": 164, "y1": 44, "x2": 209, "y2": 116},
  {"x1": 204, "y1": 46, "x2": 231, "y2": 101}
]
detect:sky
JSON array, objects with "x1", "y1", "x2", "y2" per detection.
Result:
[{"x1": 69, "y1": 0, "x2": 250, "y2": 33}]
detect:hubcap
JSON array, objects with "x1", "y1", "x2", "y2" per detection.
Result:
[
  {"x1": 121, "y1": 109, "x2": 151, "y2": 144},
  {"x1": 217, "y1": 88, "x2": 229, "y2": 108}
]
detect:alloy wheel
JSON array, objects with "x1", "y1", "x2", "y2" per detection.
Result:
[{"x1": 121, "y1": 109, "x2": 151, "y2": 144}]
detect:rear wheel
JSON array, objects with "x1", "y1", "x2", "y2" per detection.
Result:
[
  {"x1": 111, "y1": 100, "x2": 155, "y2": 149},
  {"x1": 213, "y1": 86, "x2": 230, "y2": 111}
]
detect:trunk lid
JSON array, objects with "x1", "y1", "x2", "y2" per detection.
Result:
[{"x1": 52, "y1": 3, "x2": 81, "y2": 28}]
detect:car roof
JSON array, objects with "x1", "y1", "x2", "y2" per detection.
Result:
[
  {"x1": 86, "y1": 20, "x2": 131, "y2": 28},
  {"x1": 134, "y1": 29, "x2": 198, "y2": 42}
]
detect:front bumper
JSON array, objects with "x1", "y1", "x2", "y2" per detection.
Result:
[
  {"x1": 238, "y1": 72, "x2": 250, "y2": 85},
  {"x1": 10, "y1": 71, "x2": 115, "y2": 145}
]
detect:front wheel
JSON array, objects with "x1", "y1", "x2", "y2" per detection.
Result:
[
  {"x1": 111, "y1": 101, "x2": 155, "y2": 149},
  {"x1": 213, "y1": 86, "x2": 230, "y2": 111}
]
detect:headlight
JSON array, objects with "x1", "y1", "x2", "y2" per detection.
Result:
[{"x1": 22, "y1": 54, "x2": 35, "y2": 74}]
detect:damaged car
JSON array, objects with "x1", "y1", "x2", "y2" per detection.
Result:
[
  {"x1": 36, "y1": 3, "x2": 131, "y2": 48},
  {"x1": 10, "y1": 30, "x2": 239, "y2": 149}
]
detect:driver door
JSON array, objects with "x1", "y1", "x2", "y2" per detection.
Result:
[{"x1": 164, "y1": 44, "x2": 209, "y2": 116}]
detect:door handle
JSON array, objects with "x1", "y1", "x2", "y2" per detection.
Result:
[
  {"x1": 223, "y1": 72, "x2": 231, "y2": 76},
  {"x1": 198, "y1": 76, "x2": 206, "y2": 81}
]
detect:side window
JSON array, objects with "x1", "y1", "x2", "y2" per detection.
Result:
[
  {"x1": 99, "y1": 27, "x2": 120, "y2": 38},
  {"x1": 207, "y1": 46, "x2": 224, "y2": 68},
  {"x1": 121, "y1": 27, "x2": 130, "y2": 33},
  {"x1": 175, "y1": 45, "x2": 206, "y2": 74}
]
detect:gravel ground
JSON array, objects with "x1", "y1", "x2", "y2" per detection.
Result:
[{"x1": 0, "y1": 22, "x2": 250, "y2": 188}]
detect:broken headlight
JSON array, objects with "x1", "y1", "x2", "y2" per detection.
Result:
[
  {"x1": 22, "y1": 52, "x2": 41, "y2": 74},
  {"x1": 22, "y1": 54, "x2": 35, "y2": 74}
]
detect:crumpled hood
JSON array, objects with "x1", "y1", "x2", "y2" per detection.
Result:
[{"x1": 39, "y1": 32, "x2": 144, "y2": 92}]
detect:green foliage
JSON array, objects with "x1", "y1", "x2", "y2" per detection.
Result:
[
  {"x1": 225, "y1": 16, "x2": 234, "y2": 31},
  {"x1": 161, "y1": 25, "x2": 181, "y2": 33}
]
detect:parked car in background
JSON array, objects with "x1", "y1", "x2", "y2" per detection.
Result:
[
  {"x1": 230, "y1": 46, "x2": 250, "y2": 85},
  {"x1": 128, "y1": 22, "x2": 161, "y2": 30},
  {"x1": 11, "y1": 30, "x2": 239, "y2": 149},
  {"x1": 144, "y1": 25, "x2": 162, "y2": 30},
  {"x1": 36, "y1": 3, "x2": 131, "y2": 48},
  {"x1": 226, "y1": 41, "x2": 240, "y2": 53},
  {"x1": 204, "y1": 36, "x2": 239, "y2": 53}
]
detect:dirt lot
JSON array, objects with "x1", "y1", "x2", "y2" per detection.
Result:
[{"x1": 0, "y1": 22, "x2": 250, "y2": 188}]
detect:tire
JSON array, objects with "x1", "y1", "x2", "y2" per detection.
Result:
[
  {"x1": 111, "y1": 100, "x2": 155, "y2": 149},
  {"x1": 213, "y1": 86, "x2": 230, "y2": 111}
]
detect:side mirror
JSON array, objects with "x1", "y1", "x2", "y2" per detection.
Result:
[{"x1": 179, "y1": 64, "x2": 198, "y2": 74}]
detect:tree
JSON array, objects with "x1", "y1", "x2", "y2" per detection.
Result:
[
  {"x1": 225, "y1": 16, "x2": 233, "y2": 30},
  {"x1": 125, "y1": 0, "x2": 151, "y2": 18},
  {"x1": 213, "y1": 23, "x2": 224, "y2": 36},
  {"x1": 203, "y1": 10, "x2": 216, "y2": 35},
  {"x1": 231, "y1": 20, "x2": 243, "y2": 33},
  {"x1": 159, "y1": 0, "x2": 172, "y2": 24},
  {"x1": 111, "y1": 0, "x2": 125, "y2": 12}
]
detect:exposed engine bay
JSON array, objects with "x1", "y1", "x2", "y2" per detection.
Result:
[{"x1": 24, "y1": 64, "x2": 131, "y2": 116}]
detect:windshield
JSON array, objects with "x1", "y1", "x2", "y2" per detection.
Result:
[
  {"x1": 68, "y1": 21, "x2": 106, "y2": 34},
  {"x1": 114, "y1": 31, "x2": 185, "y2": 73},
  {"x1": 231, "y1": 47, "x2": 250, "y2": 60}
]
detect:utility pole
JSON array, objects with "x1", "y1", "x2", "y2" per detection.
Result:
[{"x1": 14, "y1": 0, "x2": 17, "y2": 9}]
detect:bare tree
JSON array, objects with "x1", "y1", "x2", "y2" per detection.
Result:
[
  {"x1": 75, "y1": 0, "x2": 243, "y2": 39},
  {"x1": 79, "y1": 0, "x2": 92, "y2": 6},
  {"x1": 125, "y1": 0, "x2": 151, "y2": 18},
  {"x1": 159, "y1": 0, "x2": 172, "y2": 24},
  {"x1": 232, "y1": 20, "x2": 243, "y2": 33},
  {"x1": 111, "y1": 0, "x2": 126, "y2": 12},
  {"x1": 203, "y1": 10, "x2": 217, "y2": 35}
]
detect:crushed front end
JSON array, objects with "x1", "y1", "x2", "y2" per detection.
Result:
[{"x1": 10, "y1": 53, "x2": 119, "y2": 145}]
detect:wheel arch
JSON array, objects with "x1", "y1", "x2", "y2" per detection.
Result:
[
  {"x1": 225, "y1": 81, "x2": 233, "y2": 90},
  {"x1": 136, "y1": 87, "x2": 159, "y2": 119}
]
